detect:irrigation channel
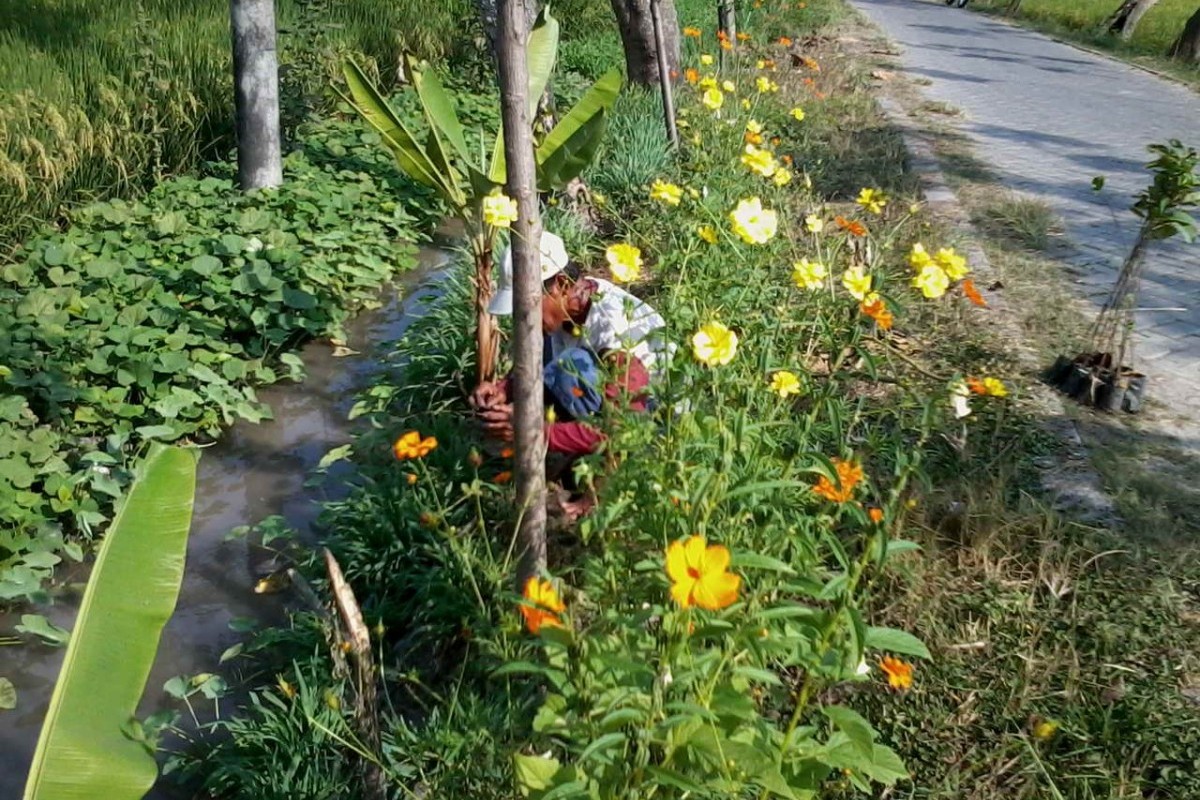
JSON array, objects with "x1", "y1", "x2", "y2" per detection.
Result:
[{"x1": 0, "y1": 245, "x2": 452, "y2": 797}]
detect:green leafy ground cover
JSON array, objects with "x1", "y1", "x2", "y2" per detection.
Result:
[{"x1": 0, "y1": 117, "x2": 446, "y2": 602}]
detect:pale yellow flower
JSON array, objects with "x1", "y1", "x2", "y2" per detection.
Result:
[
  {"x1": 700, "y1": 54, "x2": 715, "y2": 65},
  {"x1": 935, "y1": 247, "x2": 969, "y2": 281},
  {"x1": 755, "y1": 76, "x2": 779, "y2": 93},
  {"x1": 789, "y1": 107, "x2": 806, "y2": 122},
  {"x1": 650, "y1": 180, "x2": 683, "y2": 206},
  {"x1": 728, "y1": 197, "x2": 778, "y2": 245},
  {"x1": 842, "y1": 266, "x2": 872, "y2": 301},
  {"x1": 804, "y1": 214, "x2": 824, "y2": 234},
  {"x1": 605, "y1": 243, "x2": 643, "y2": 284},
  {"x1": 912, "y1": 264, "x2": 950, "y2": 299},
  {"x1": 769, "y1": 370, "x2": 802, "y2": 397},
  {"x1": 772, "y1": 167, "x2": 793, "y2": 187},
  {"x1": 741, "y1": 98, "x2": 751, "y2": 110},
  {"x1": 701, "y1": 87, "x2": 724, "y2": 111},
  {"x1": 792, "y1": 258, "x2": 827, "y2": 290},
  {"x1": 692, "y1": 321, "x2": 739, "y2": 366},
  {"x1": 856, "y1": 187, "x2": 887, "y2": 215},
  {"x1": 745, "y1": 119, "x2": 763, "y2": 135},
  {"x1": 481, "y1": 190, "x2": 518, "y2": 228},
  {"x1": 697, "y1": 225, "x2": 719, "y2": 244},
  {"x1": 699, "y1": 74, "x2": 718, "y2": 89},
  {"x1": 908, "y1": 242, "x2": 933, "y2": 270},
  {"x1": 721, "y1": 79, "x2": 736, "y2": 93},
  {"x1": 982, "y1": 377, "x2": 1008, "y2": 397},
  {"x1": 741, "y1": 144, "x2": 778, "y2": 178}
]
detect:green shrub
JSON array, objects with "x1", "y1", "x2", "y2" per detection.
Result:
[{"x1": 586, "y1": 89, "x2": 674, "y2": 201}]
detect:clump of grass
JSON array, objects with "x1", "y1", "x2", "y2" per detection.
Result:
[
  {"x1": 977, "y1": 192, "x2": 1061, "y2": 251},
  {"x1": 585, "y1": 88, "x2": 673, "y2": 201}
]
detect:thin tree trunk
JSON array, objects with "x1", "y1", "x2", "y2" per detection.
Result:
[
  {"x1": 609, "y1": 0, "x2": 681, "y2": 86},
  {"x1": 497, "y1": 0, "x2": 548, "y2": 585},
  {"x1": 1169, "y1": 6, "x2": 1200, "y2": 61},
  {"x1": 230, "y1": 0, "x2": 283, "y2": 189},
  {"x1": 1103, "y1": 0, "x2": 1161, "y2": 40},
  {"x1": 473, "y1": 241, "x2": 500, "y2": 384},
  {"x1": 718, "y1": 0, "x2": 736, "y2": 70},
  {"x1": 650, "y1": 0, "x2": 679, "y2": 148}
]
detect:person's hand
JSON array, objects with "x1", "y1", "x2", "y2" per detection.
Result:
[
  {"x1": 478, "y1": 403, "x2": 514, "y2": 442},
  {"x1": 470, "y1": 380, "x2": 505, "y2": 411}
]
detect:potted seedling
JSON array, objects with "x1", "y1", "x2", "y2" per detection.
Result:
[{"x1": 1048, "y1": 140, "x2": 1198, "y2": 413}]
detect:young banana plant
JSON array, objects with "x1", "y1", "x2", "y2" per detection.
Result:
[{"x1": 340, "y1": 5, "x2": 622, "y2": 382}]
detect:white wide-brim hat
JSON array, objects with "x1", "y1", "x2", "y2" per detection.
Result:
[{"x1": 488, "y1": 232, "x2": 570, "y2": 316}]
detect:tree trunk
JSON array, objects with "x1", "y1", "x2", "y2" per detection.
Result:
[
  {"x1": 609, "y1": 0, "x2": 681, "y2": 86},
  {"x1": 1103, "y1": 0, "x2": 1161, "y2": 40},
  {"x1": 1169, "y1": 6, "x2": 1200, "y2": 61},
  {"x1": 650, "y1": 0, "x2": 679, "y2": 147},
  {"x1": 230, "y1": 0, "x2": 283, "y2": 189},
  {"x1": 497, "y1": 0, "x2": 548, "y2": 585}
]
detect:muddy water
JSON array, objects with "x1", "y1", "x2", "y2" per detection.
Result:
[{"x1": 0, "y1": 246, "x2": 450, "y2": 798}]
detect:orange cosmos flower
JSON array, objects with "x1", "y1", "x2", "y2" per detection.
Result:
[
  {"x1": 762, "y1": 58, "x2": 776, "y2": 69},
  {"x1": 737, "y1": 31, "x2": 751, "y2": 42},
  {"x1": 520, "y1": 577, "x2": 565, "y2": 634},
  {"x1": 834, "y1": 216, "x2": 868, "y2": 237},
  {"x1": 880, "y1": 656, "x2": 913, "y2": 690},
  {"x1": 962, "y1": 278, "x2": 987, "y2": 307},
  {"x1": 685, "y1": 67, "x2": 699, "y2": 84},
  {"x1": 966, "y1": 377, "x2": 988, "y2": 395},
  {"x1": 745, "y1": 130, "x2": 764, "y2": 145},
  {"x1": 665, "y1": 535, "x2": 741, "y2": 610},
  {"x1": 868, "y1": 507, "x2": 885, "y2": 523},
  {"x1": 860, "y1": 295, "x2": 894, "y2": 331},
  {"x1": 802, "y1": 55, "x2": 820, "y2": 71},
  {"x1": 683, "y1": 26, "x2": 702, "y2": 38},
  {"x1": 393, "y1": 430, "x2": 437, "y2": 460},
  {"x1": 494, "y1": 470, "x2": 513, "y2": 484},
  {"x1": 670, "y1": 68, "x2": 679, "y2": 80},
  {"x1": 813, "y1": 458, "x2": 864, "y2": 503},
  {"x1": 781, "y1": 154, "x2": 793, "y2": 166},
  {"x1": 500, "y1": 446, "x2": 515, "y2": 459},
  {"x1": 777, "y1": 36, "x2": 793, "y2": 46},
  {"x1": 720, "y1": 38, "x2": 733, "y2": 50}
]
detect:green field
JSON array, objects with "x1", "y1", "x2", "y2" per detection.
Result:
[
  {"x1": 974, "y1": 0, "x2": 1200, "y2": 82},
  {"x1": 0, "y1": 0, "x2": 472, "y2": 254}
]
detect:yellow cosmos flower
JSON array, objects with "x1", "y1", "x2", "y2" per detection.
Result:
[
  {"x1": 700, "y1": 54, "x2": 714, "y2": 65},
  {"x1": 756, "y1": 59, "x2": 767, "y2": 69},
  {"x1": 841, "y1": 266, "x2": 872, "y2": 301},
  {"x1": 912, "y1": 263, "x2": 950, "y2": 299},
  {"x1": 741, "y1": 144, "x2": 778, "y2": 178},
  {"x1": 804, "y1": 214, "x2": 824, "y2": 233},
  {"x1": 692, "y1": 321, "x2": 739, "y2": 366},
  {"x1": 773, "y1": 167, "x2": 793, "y2": 187},
  {"x1": 721, "y1": 79, "x2": 736, "y2": 93},
  {"x1": 935, "y1": 247, "x2": 969, "y2": 281},
  {"x1": 745, "y1": 119, "x2": 763, "y2": 134},
  {"x1": 605, "y1": 243, "x2": 643, "y2": 284},
  {"x1": 741, "y1": 98, "x2": 751, "y2": 110},
  {"x1": 880, "y1": 656, "x2": 914, "y2": 691},
  {"x1": 697, "y1": 225, "x2": 719, "y2": 244},
  {"x1": 393, "y1": 430, "x2": 437, "y2": 460},
  {"x1": 856, "y1": 187, "x2": 888, "y2": 215},
  {"x1": 665, "y1": 535, "x2": 741, "y2": 610},
  {"x1": 701, "y1": 87, "x2": 724, "y2": 111},
  {"x1": 728, "y1": 197, "x2": 778, "y2": 244},
  {"x1": 650, "y1": 179, "x2": 683, "y2": 206},
  {"x1": 789, "y1": 107, "x2": 806, "y2": 122},
  {"x1": 982, "y1": 377, "x2": 1008, "y2": 397},
  {"x1": 908, "y1": 242, "x2": 933, "y2": 270},
  {"x1": 792, "y1": 258, "x2": 827, "y2": 290},
  {"x1": 755, "y1": 76, "x2": 779, "y2": 93},
  {"x1": 519, "y1": 577, "x2": 566, "y2": 634},
  {"x1": 770, "y1": 370, "x2": 802, "y2": 397},
  {"x1": 699, "y1": 74, "x2": 718, "y2": 89},
  {"x1": 1033, "y1": 720, "x2": 1060, "y2": 741},
  {"x1": 481, "y1": 190, "x2": 518, "y2": 228}
]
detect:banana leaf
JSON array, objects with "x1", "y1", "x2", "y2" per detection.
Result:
[
  {"x1": 536, "y1": 69, "x2": 623, "y2": 189},
  {"x1": 407, "y1": 55, "x2": 472, "y2": 165},
  {"x1": 341, "y1": 61, "x2": 446, "y2": 194},
  {"x1": 23, "y1": 445, "x2": 198, "y2": 800}
]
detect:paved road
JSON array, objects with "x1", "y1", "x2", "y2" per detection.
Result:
[{"x1": 849, "y1": 0, "x2": 1200, "y2": 446}]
